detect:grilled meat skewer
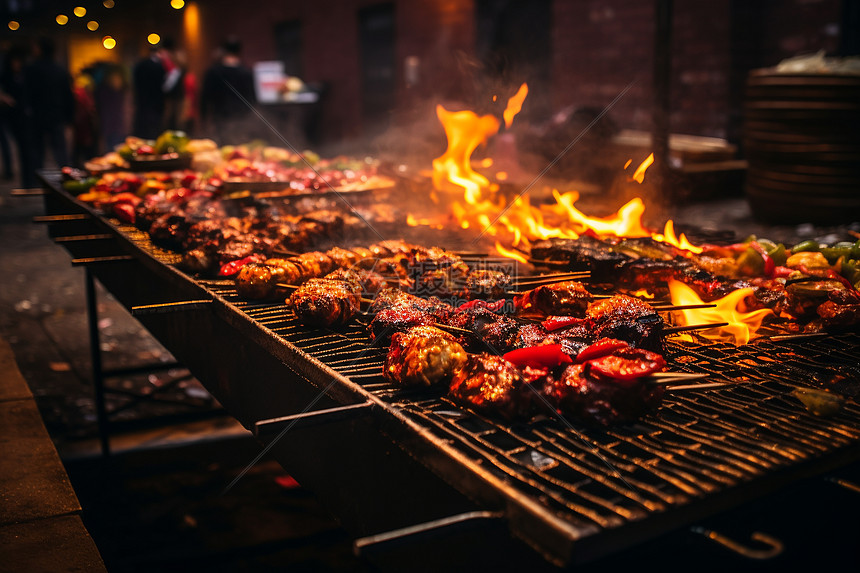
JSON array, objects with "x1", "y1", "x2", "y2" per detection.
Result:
[{"x1": 384, "y1": 326, "x2": 468, "y2": 387}]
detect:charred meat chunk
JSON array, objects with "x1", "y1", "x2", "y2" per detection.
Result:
[
  {"x1": 531, "y1": 236, "x2": 631, "y2": 282},
  {"x1": 447, "y1": 307, "x2": 519, "y2": 353},
  {"x1": 235, "y1": 262, "x2": 297, "y2": 301},
  {"x1": 464, "y1": 270, "x2": 512, "y2": 300},
  {"x1": 448, "y1": 354, "x2": 533, "y2": 421},
  {"x1": 515, "y1": 281, "x2": 593, "y2": 317},
  {"x1": 288, "y1": 278, "x2": 361, "y2": 327},
  {"x1": 384, "y1": 326, "x2": 468, "y2": 387}
]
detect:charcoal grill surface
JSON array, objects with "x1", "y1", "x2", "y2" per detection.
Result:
[{"x1": 39, "y1": 171, "x2": 860, "y2": 567}]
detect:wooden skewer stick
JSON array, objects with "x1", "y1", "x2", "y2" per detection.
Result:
[
  {"x1": 662, "y1": 322, "x2": 729, "y2": 334},
  {"x1": 649, "y1": 373, "x2": 711, "y2": 385},
  {"x1": 651, "y1": 303, "x2": 718, "y2": 311},
  {"x1": 666, "y1": 381, "x2": 738, "y2": 392},
  {"x1": 767, "y1": 332, "x2": 828, "y2": 342},
  {"x1": 649, "y1": 371, "x2": 710, "y2": 379}
]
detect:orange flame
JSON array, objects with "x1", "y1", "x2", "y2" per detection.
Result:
[
  {"x1": 424, "y1": 91, "x2": 702, "y2": 262},
  {"x1": 495, "y1": 241, "x2": 529, "y2": 264},
  {"x1": 631, "y1": 153, "x2": 654, "y2": 183},
  {"x1": 503, "y1": 83, "x2": 529, "y2": 128},
  {"x1": 652, "y1": 220, "x2": 704, "y2": 254},
  {"x1": 432, "y1": 105, "x2": 500, "y2": 203},
  {"x1": 667, "y1": 279, "x2": 774, "y2": 345}
]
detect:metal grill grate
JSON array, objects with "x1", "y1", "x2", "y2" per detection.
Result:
[{"x1": 206, "y1": 282, "x2": 860, "y2": 532}]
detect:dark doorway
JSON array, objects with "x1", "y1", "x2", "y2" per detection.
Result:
[
  {"x1": 359, "y1": 3, "x2": 396, "y2": 136},
  {"x1": 274, "y1": 20, "x2": 303, "y2": 78},
  {"x1": 476, "y1": 0, "x2": 552, "y2": 121}
]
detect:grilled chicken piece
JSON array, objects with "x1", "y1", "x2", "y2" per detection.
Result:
[
  {"x1": 543, "y1": 348, "x2": 666, "y2": 427},
  {"x1": 288, "y1": 278, "x2": 361, "y2": 327},
  {"x1": 384, "y1": 326, "x2": 467, "y2": 387},
  {"x1": 289, "y1": 251, "x2": 335, "y2": 282},
  {"x1": 235, "y1": 263, "x2": 293, "y2": 300},
  {"x1": 514, "y1": 281, "x2": 594, "y2": 317},
  {"x1": 448, "y1": 354, "x2": 532, "y2": 421}
]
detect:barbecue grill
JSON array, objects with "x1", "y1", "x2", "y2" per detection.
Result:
[{"x1": 36, "y1": 170, "x2": 860, "y2": 568}]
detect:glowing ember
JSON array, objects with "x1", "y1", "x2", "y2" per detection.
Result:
[
  {"x1": 667, "y1": 279, "x2": 774, "y2": 345},
  {"x1": 495, "y1": 241, "x2": 529, "y2": 264},
  {"x1": 503, "y1": 83, "x2": 529, "y2": 128},
  {"x1": 631, "y1": 153, "x2": 654, "y2": 183}
]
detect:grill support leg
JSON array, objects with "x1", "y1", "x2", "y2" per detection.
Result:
[{"x1": 85, "y1": 269, "x2": 111, "y2": 457}]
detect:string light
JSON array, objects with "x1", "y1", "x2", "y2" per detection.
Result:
[
  {"x1": 56, "y1": 14, "x2": 69, "y2": 25},
  {"x1": 103, "y1": 36, "x2": 116, "y2": 50}
]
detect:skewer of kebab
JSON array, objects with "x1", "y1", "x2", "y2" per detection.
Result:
[
  {"x1": 383, "y1": 327, "x2": 679, "y2": 426},
  {"x1": 234, "y1": 240, "x2": 588, "y2": 302}
]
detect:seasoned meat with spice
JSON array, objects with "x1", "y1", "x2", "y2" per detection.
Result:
[
  {"x1": 288, "y1": 278, "x2": 361, "y2": 327},
  {"x1": 448, "y1": 354, "x2": 533, "y2": 421},
  {"x1": 325, "y1": 268, "x2": 387, "y2": 294},
  {"x1": 235, "y1": 263, "x2": 294, "y2": 301},
  {"x1": 384, "y1": 326, "x2": 467, "y2": 387},
  {"x1": 514, "y1": 281, "x2": 594, "y2": 317}
]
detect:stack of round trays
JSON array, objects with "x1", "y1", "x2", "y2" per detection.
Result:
[{"x1": 743, "y1": 70, "x2": 860, "y2": 224}]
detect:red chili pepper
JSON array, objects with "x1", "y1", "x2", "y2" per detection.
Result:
[
  {"x1": 541, "y1": 315, "x2": 584, "y2": 332},
  {"x1": 574, "y1": 338, "x2": 630, "y2": 363},
  {"x1": 503, "y1": 344, "x2": 573, "y2": 369},
  {"x1": 456, "y1": 299, "x2": 506, "y2": 312},
  {"x1": 218, "y1": 255, "x2": 263, "y2": 277}
]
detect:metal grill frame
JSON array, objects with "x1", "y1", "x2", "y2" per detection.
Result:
[{"x1": 39, "y1": 171, "x2": 860, "y2": 567}]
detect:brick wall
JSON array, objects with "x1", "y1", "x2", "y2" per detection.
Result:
[{"x1": 191, "y1": 0, "x2": 843, "y2": 144}]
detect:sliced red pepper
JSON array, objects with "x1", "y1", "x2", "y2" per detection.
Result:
[
  {"x1": 586, "y1": 347, "x2": 666, "y2": 384},
  {"x1": 574, "y1": 338, "x2": 630, "y2": 363},
  {"x1": 456, "y1": 299, "x2": 506, "y2": 312},
  {"x1": 772, "y1": 265, "x2": 793, "y2": 278},
  {"x1": 112, "y1": 202, "x2": 136, "y2": 224},
  {"x1": 749, "y1": 242, "x2": 775, "y2": 278},
  {"x1": 503, "y1": 344, "x2": 573, "y2": 369},
  {"x1": 218, "y1": 254, "x2": 263, "y2": 277},
  {"x1": 541, "y1": 315, "x2": 585, "y2": 332}
]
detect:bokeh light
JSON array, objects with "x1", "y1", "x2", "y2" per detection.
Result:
[
  {"x1": 56, "y1": 14, "x2": 69, "y2": 25},
  {"x1": 74, "y1": 7, "x2": 86, "y2": 17},
  {"x1": 8, "y1": 20, "x2": 20, "y2": 31},
  {"x1": 147, "y1": 33, "x2": 161, "y2": 45},
  {"x1": 103, "y1": 0, "x2": 115, "y2": 7},
  {"x1": 103, "y1": 36, "x2": 116, "y2": 50},
  {"x1": 171, "y1": 0, "x2": 185, "y2": 9},
  {"x1": 87, "y1": 20, "x2": 99, "y2": 31}
]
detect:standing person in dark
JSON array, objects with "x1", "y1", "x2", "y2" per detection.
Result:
[
  {"x1": 1, "y1": 44, "x2": 36, "y2": 187},
  {"x1": 132, "y1": 45, "x2": 167, "y2": 139},
  {"x1": 200, "y1": 37, "x2": 257, "y2": 143},
  {"x1": 25, "y1": 37, "x2": 74, "y2": 172}
]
